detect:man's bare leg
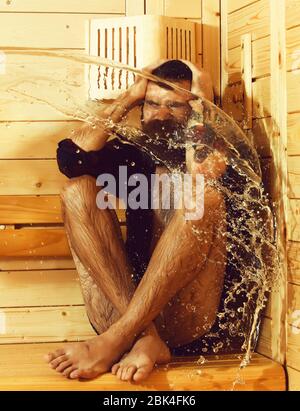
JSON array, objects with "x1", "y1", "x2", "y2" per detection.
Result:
[
  {"x1": 45, "y1": 175, "x2": 170, "y2": 380},
  {"x1": 112, "y1": 194, "x2": 226, "y2": 379}
]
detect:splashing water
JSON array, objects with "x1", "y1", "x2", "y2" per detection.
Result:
[{"x1": 0, "y1": 49, "x2": 279, "y2": 388}]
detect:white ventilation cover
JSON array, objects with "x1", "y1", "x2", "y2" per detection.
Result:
[{"x1": 88, "y1": 15, "x2": 196, "y2": 99}]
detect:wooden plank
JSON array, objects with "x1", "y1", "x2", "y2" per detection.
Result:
[
  {"x1": 0, "y1": 344, "x2": 286, "y2": 390},
  {"x1": 287, "y1": 70, "x2": 300, "y2": 113},
  {"x1": 288, "y1": 199, "x2": 300, "y2": 242},
  {"x1": 0, "y1": 52, "x2": 89, "y2": 121},
  {"x1": 227, "y1": 36, "x2": 270, "y2": 83},
  {"x1": 0, "y1": 121, "x2": 81, "y2": 159},
  {"x1": 287, "y1": 326, "x2": 300, "y2": 373},
  {"x1": 0, "y1": 270, "x2": 83, "y2": 308},
  {"x1": 268, "y1": 0, "x2": 288, "y2": 366},
  {"x1": 164, "y1": 0, "x2": 202, "y2": 18},
  {"x1": 0, "y1": 195, "x2": 126, "y2": 224},
  {"x1": 228, "y1": 0, "x2": 270, "y2": 50},
  {"x1": 0, "y1": 228, "x2": 71, "y2": 258},
  {"x1": 287, "y1": 113, "x2": 300, "y2": 155},
  {"x1": 202, "y1": 0, "x2": 220, "y2": 104},
  {"x1": 288, "y1": 241, "x2": 300, "y2": 285},
  {"x1": 0, "y1": 306, "x2": 96, "y2": 343},
  {"x1": 222, "y1": 76, "x2": 271, "y2": 123},
  {"x1": 251, "y1": 116, "x2": 272, "y2": 158},
  {"x1": 0, "y1": 226, "x2": 127, "y2": 258},
  {"x1": 0, "y1": 13, "x2": 122, "y2": 49},
  {"x1": 0, "y1": 1, "x2": 126, "y2": 13},
  {"x1": 241, "y1": 33, "x2": 252, "y2": 129},
  {"x1": 256, "y1": 316, "x2": 285, "y2": 360},
  {"x1": 0, "y1": 160, "x2": 66, "y2": 195},
  {"x1": 227, "y1": 0, "x2": 260, "y2": 14},
  {"x1": 126, "y1": 0, "x2": 145, "y2": 15},
  {"x1": 286, "y1": 0, "x2": 300, "y2": 30},
  {"x1": 286, "y1": 25, "x2": 300, "y2": 72},
  {"x1": 221, "y1": 0, "x2": 229, "y2": 106},
  {"x1": 146, "y1": 0, "x2": 164, "y2": 15},
  {"x1": 252, "y1": 76, "x2": 271, "y2": 119},
  {"x1": 288, "y1": 156, "x2": 300, "y2": 199},
  {"x1": 221, "y1": 81, "x2": 244, "y2": 122},
  {"x1": 288, "y1": 283, "x2": 300, "y2": 325},
  {"x1": 287, "y1": 366, "x2": 300, "y2": 390},
  {"x1": 0, "y1": 257, "x2": 75, "y2": 271}
]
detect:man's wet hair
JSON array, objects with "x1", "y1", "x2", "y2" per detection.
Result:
[{"x1": 151, "y1": 60, "x2": 192, "y2": 89}]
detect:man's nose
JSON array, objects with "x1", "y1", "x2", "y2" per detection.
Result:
[{"x1": 155, "y1": 105, "x2": 172, "y2": 121}]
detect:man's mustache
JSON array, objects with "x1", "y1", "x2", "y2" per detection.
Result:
[{"x1": 142, "y1": 120, "x2": 185, "y2": 140}]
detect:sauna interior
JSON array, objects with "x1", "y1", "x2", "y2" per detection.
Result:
[{"x1": 0, "y1": 0, "x2": 299, "y2": 391}]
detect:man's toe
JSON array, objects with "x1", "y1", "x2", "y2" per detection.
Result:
[
  {"x1": 50, "y1": 354, "x2": 69, "y2": 369},
  {"x1": 56, "y1": 360, "x2": 73, "y2": 373},
  {"x1": 133, "y1": 364, "x2": 153, "y2": 383},
  {"x1": 125, "y1": 365, "x2": 137, "y2": 381},
  {"x1": 111, "y1": 363, "x2": 120, "y2": 375}
]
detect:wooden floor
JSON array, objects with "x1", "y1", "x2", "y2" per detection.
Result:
[{"x1": 0, "y1": 342, "x2": 286, "y2": 391}]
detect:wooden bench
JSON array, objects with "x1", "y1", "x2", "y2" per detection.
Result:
[{"x1": 0, "y1": 195, "x2": 286, "y2": 391}]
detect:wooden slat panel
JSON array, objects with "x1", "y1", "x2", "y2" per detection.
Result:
[
  {"x1": 287, "y1": 366, "x2": 300, "y2": 390},
  {"x1": 0, "y1": 270, "x2": 82, "y2": 308},
  {"x1": 0, "y1": 195, "x2": 126, "y2": 224},
  {"x1": 202, "y1": 0, "x2": 220, "y2": 104},
  {"x1": 287, "y1": 326, "x2": 300, "y2": 373},
  {"x1": 0, "y1": 228, "x2": 70, "y2": 258},
  {"x1": 222, "y1": 76, "x2": 271, "y2": 123},
  {"x1": 257, "y1": 317, "x2": 286, "y2": 360},
  {"x1": 126, "y1": 0, "x2": 145, "y2": 15},
  {"x1": 0, "y1": 160, "x2": 66, "y2": 195},
  {"x1": 0, "y1": 344, "x2": 286, "y2": 391},
  {"x1": 251, "y1": 116, "x2": 273, "y2": 158},
  {"x1": 146, "y1": 0, "x2": 164, "y2": 15},
  {"x1": 288, "y1": 241, "x2": 300, "y2": 285},
  {"x1": 0, "y1": 257, "x2": 75, "y2": 271},
  {"x1": 287, "y1": 113, "x2": 300, "y2": 155},
  {"x1": 288, "y1": 199, "x2": 300, "y2": 242},
  {"x1": 0, "y1": 306, "x2": 96, "y2": 343},
  {"x1": 288, "y1": 156, "x2": 300, "y2": 199},
  {"x1": 286, "y1": 25, "x2": 300, "y2": 72},
  {"x1": 164, "y1": 0, "x2": 202, "y2": 18},
  {"x1": 288, "y1": 283, "x2": 300, "y2": 325},
  {"x1": 287, "y1": 70, "x2": 300, "y2": 113},
  {"x1": 0, "y1": 226, "x2": 127, "y2": 258},
  {"x1": 0, "y1": 1, "x2": 126, "y2": 13},
  {"x1": 227, "y1": 0, "x2": 259, "y2": 14},
  {"x1": 256, "y1": 316, "x2": 272, "y2": 358},
  {"x1": 227, "y1": 36, "x2": 270, "y2": 84},
  {"x1": 0, "y1": 121, "x2": 81, "y2": 159},
  {"x1": 0, "y1": 13, "x2": 122, "y2": 49},
  {"x1": 260, "y1": 157, "x2": 276, "y2": 201},
  {"x1": 0, "y1": 52, "x2": 89, "y2": 121},
  {"x1": 286, "y1": 0, "x2": 300, "y2": 30},
  {"x1": 228, "y1": 0, "x2": 270, "y2": 50},
  {"x1": 252, "y1": 76, "x2": 271, "y2": 119}
]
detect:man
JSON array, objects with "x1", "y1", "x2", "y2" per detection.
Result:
[{"x1": 45, "y1": 60, "x2": 253, "y2": 382}]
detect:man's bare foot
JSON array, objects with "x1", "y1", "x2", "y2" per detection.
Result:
[
  {"x1": 111, "y1": 334, "x2": 171, "y2": 383},
  {"x1": 44, "y1": 331, "x2": 129, "y2": 380}
]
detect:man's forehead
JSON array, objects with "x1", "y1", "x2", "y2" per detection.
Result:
[{"x1": 145, "y1": 80, "x2": 191, "y2": 101}]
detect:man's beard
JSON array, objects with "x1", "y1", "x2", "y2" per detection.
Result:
[{"x1": 141, "y1": 119, "x2": 186, "y2": 146}]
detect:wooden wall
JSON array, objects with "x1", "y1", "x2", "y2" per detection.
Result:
[
  {"x1": 221, "y1": 0, "x2": 300, "y2": 390},
  {"x1": 0, "y1": 1, "x2": 207, "y2": 344}
]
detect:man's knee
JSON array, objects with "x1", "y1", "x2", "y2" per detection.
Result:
[{"x1": 60, "y1": 175, "x2": 97, "y2": 211}]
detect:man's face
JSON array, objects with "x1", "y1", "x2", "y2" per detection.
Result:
[{"x1": 141, "y1": 79, "x2": 192, "y2": 141}]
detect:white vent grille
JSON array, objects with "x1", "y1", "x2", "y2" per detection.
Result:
[{"x1": 88, "y1": 15, "x2": 196, "y2": 99}]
